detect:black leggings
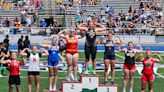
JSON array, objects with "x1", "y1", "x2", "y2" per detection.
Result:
[{"x1": 84, "y1": 45, "x2": 97, "y2": 61}]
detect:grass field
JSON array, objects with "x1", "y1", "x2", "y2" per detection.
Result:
[{"x1": 0, "y1": 52, "x2": 164, "y2": 92}]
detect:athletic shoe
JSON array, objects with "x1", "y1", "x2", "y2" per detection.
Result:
[
  {"x1": 111, "y1": 80, "x2": 114, "y2": 85},
  {"x1": 49, "y1": 85, "x2": 52, "y2": 90},
  {"x1": 104, "y1": 81, "x2": 108, "y2": 84},
  {"x1": 53, "y1": 86, "x2": 56, "y2": 91},
  {"x1": 93, "y1": 70, "x2": 96, "y2": 75},
  {"x1": 84, "y1": 70, "x2": 89, "y2": 74},
  {"x1": 66, "y1": 77, "x2": 71, "y2": 82},
  {"x1": 74, "y1": 77, "x2": 78, "y2": 82}
]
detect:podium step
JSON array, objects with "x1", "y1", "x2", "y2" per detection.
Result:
[{"x1": 43, "y1": 89, "x2": 61, "y2": 92}]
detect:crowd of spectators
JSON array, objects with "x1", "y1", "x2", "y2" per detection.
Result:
[{"x1": 75, "y1": 0, "x2": 163, "y2": 35}]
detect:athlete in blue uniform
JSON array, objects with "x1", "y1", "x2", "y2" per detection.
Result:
[
  {"x1": 98, "y1": 32, "x2": 121, "y2": 84},
  {"x1": 39, "y1": 37, "x2": 61, "y2": 91}
]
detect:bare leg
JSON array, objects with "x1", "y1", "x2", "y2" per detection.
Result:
[
  {"x1": 66, "y1": 54, "x2": 73, "y2": 81},
  {"x1": 48, "y1": 67, "x2": 53, "y2": 90},
  {"x1": 28, "y1": 75, "x2": 33, "y2": 92},
  {"x1": 141, "y1": 80, "x2": 147, "y2": 92},
  {"x1": 34, "y1": 75, "x2": 40, "y2": 92},
  {"x1": 53, "y1": 67, "x2": 59, "y2": 90},
  {"x1": 110, "y1": 60, "x2": 115, "y2": 82},
  {"x1": 72, "y1": 53, "x2": 79, "y2": 80},
  {"x1": 129, "y1": 70, "x2": 135, "y2": 92},
  {"x1": 104, "y1": 59, "x2": 110, "y2": 83},
  {"x1": 123, "y1": 69, "x2": 130, "y2": 92},
  {"x1": 16, "y1": 85, "x2": 21, "y2": 92},
  {"x1": 8, "y1": 85, "x2": 14, "y2": 92},
  {"x1": 148, "y1": 80, "x2": 154, "y2": 92}
]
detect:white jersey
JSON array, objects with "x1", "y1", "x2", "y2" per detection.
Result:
[{"x1": 28, "y1": 53, "x2": 40, "y2": 71}]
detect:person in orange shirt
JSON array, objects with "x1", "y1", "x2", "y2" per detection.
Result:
[{"x1": 58, "y1": 29, "x2": 83, "y2": 81}]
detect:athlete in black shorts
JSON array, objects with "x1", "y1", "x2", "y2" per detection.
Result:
[
  {"x1": 98, "y1": 32, "x2": 121, "y2": 84},
  {"x1": 78, "y1": 21, "x2": 106, "y2": 74}
]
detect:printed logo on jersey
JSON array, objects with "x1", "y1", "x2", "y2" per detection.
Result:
[
  {"x1": 87, "y1": 30, "x2": 96, "y2": 38},
  {"x1": 145, "y1": 60, "x2": 153, "y2": 69},
  {"x1": 33, "y1": 58, "x2": 36, "y2": 63}
]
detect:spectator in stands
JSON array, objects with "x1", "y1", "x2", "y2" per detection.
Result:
[
  {"x1": 14, "y1": 17, "x2": 19, "y2": 26},
  {"x1": 16, "y1": 22, "x2": 23, "y2": 33},
  {"x1": 40, "y1": 19, "x2": 47, "y2": 27},
  {"x1": 119, "y1": 10, "x2": 126, "y2": 21},
  {"x1": 128, "y1": 5, "x2": 132, "y2": 14},
  {"x1": 35, "y1": 1, "x2": 40, "y2": 8},
  {"x1": 33, "y1": 12, "x2": 38, "y2": 26},
  {"x1": 140, "y1": 2, "x2": 144, "y2": 9},
  {"x1": 127, "y1": 22, "x2": 136, "y2": 35},
  {"x1": 18, "y1": 35, "x2": 24, "y2": 52},
  {"x1": 3, "y1": 35, "x2": 9, "y2": 51},
  {"x1": 121, "y1": 23, "x2": 127, "y2": 35},
  {"x1": 0, "y1": 16, "x2": 2, "y2": 26},
  {"x1": 108, "y1": 6, "x2": 114, "y2": 17},
  {"x1": 24, "y1": 35, "x2": 30, "y2": 48},
  {"x1": 26, "y1": 16, "x2": 32, "y2": 27}
]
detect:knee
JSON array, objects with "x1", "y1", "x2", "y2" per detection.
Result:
[
  {"x1": 124, "y1": 75, "x2": 129, "y2": 80},
  {"x1": 49, "y1": 72, "x2": 53, "y2": 77},
  {"x1": 54, "y1": 72, "x2": 57, "y2": 76},
  {"x1": 85, "y1": 59, "x2": 89, "y2": 62},
  {"x1": 105, "y1": 67, "x2": 108, "y2": 72},
  {"x1": 149, "y1": 85, "x2": 153, "y2": 90},
  {"x1": 36, "y1": 84, "x2": 40, "y2": 89}
]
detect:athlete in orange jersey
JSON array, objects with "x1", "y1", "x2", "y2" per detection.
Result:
[{"x1": 59, "y1": 29, "x2": 83, "y2": 81}]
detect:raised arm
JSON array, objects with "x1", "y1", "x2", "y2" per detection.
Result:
[
  {"x1": 1, "y1": 55, "x2": 10, "y2": 64},
  {"x1": 20, "y1": 48, "x2": 28, "y2": 57},
  {"x1": 152, "y1": 53, "x2": 163, "y2": 62},
  {"x1": 97, "y1": 36, "x2": 106, "y2": 44},
  {"x1": 58, "y1": 29, "x2": 68, "y2": 39},
  {"x1": 39, "y1": 38, "x2": 50, "y2": 48},
  {"x1": 95, "y1": 23, "x2": 106, "y2": 32},
  {"x1": 135, "y1": 43, "x2": 143, "y2": 53},
  {"x1": 40, "y1": 48, "x2": 49, "y2": 57},
  {"x1": 77, "y1": 22, "x2": 88, "y2": 32},
  {"x1": 119, "y1": 43, "x2": 126, "y2": 52}
]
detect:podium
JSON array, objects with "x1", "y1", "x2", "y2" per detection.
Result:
[
  {"x1": 44, "y1": 75, "x2": 118, "y2": 92},
  {"x1": 63, "y1": 75, "x2": 118, "y2": 92}
]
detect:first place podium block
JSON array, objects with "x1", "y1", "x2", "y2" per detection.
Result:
[{"x1": 62, "y1": 75, "x2": 118, "y2": 92}]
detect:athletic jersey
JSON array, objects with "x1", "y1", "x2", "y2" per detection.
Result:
[
  {"x1": 142, "y1": 58, "x2": 155, "y2": 75},
  {"x1": 9, "y1": 60, "x2": 20, "y2": 75},
  {"x1": 104, "y1": 39, "x2": 115, "y2": 55},
  {"x1": 48, "y1": 46, "x2": 59, "y2": 62},
  {"x1": 124, "y1": 49, "x2": 136, "y2": 64},
  {"x1": 66, "y1": 36, "x2": 78, "y2": 54},
  {"x1": 85, "y1": 29, "x2": 97, "y2": 46},
  {"x1": 28, "y1": 53, "x2": 40, "y2": 71}
]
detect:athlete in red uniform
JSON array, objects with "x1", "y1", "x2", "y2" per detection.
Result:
[
  {"x1": 59, "y1": 29, "x2": 83, "y2": 81},
  {"x1": 140, "y1": 49, "x2": 163, "y2": 92},
  {"x1": 1, "y1": 52, "x2": 21, "y2": 92}
]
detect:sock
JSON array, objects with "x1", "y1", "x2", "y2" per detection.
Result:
[
  {"x1": 123, "y1": 88, "x2": 126, "y2": 92},
  {"x1": 49, "y1": 84, "x2": 52, "y2": 90},
  {"x1": 53, "y1": 85, "x2": 56, "y2": 90},
  {"x1": 130, "y1": 88, "x2": 133, "y2": 92}
]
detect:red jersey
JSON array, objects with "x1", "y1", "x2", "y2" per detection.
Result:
[
  {"x1": 142, "y1": 58, "x2": 155, "y2": 75},
  {"x1": 66, "y1": 36, "x2": 78, "y2": 54},
  {"x1": 9, "y1": 60, "x2": 20, "y2": 75}
]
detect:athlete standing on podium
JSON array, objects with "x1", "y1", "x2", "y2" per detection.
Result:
[
  {"x1": 58, "y1": 29, "x2": 83, "y2": 81},
  {"x1": 98, "y1": 32, "x2": 122, "y2": 84},
  {"x1": 78, "y1": 21, "x2": 106, "y2": 74}
]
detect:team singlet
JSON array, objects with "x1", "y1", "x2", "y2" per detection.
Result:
[
  {"x1": 85, "y1": 29, "x2": 97, "y2": 46},
  {"x1": 28, "y1": 53, "x2": 40, "y2": 71}
]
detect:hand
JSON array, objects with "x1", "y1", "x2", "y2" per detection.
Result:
[
  {"x1": 43, "y1": 38, "x2": 48, "y2": 40},
  {"x1": 40, "y1": 48, "x2": 45, "y2": 51},
  {"x1": 153, "y1": 53, "x2": 158, "y2": 56},
  {"x1": 137, "y1": 43, "x2": 141, "y2": 47}
]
